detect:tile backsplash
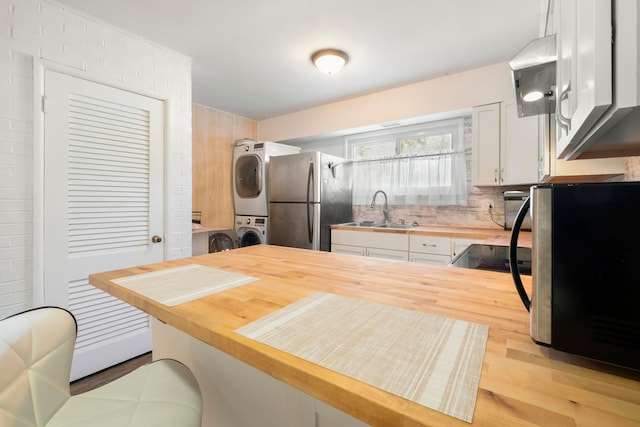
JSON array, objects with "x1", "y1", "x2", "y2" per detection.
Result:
[{"x1": 626, "y1": 157, "x2": 640, "y2": 180}]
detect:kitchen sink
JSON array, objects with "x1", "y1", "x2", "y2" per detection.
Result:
[
  {"x1": 337, "y1": 221, "x2": 384, "y2": 227},
  {"x1": 374, "y1": 223, "x2": 417, "y2": 229}
]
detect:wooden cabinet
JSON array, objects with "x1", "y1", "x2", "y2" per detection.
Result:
[
  {"x1": 192, "y1": 103, "x2": 256, "y2": 228},
  {"x1": 331, "y1": 230, "x2": 408, "y2": 261},
  {"x1": 472, "y1": 102, "x2": 539, "y2": 186}
]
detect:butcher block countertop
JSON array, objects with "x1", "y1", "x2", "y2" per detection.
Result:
[
  {"x1": 331, "y1": 223, "x2": 532, "y2": 247},
  {"x1": 89, "y1": 245, "x2": 639, "y2": 427}
]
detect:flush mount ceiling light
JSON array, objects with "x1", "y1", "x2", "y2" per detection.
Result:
[{"x1": 311, "y1": 49, "x2": 348, "y2": 75}]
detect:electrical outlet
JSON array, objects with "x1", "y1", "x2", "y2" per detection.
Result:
[{"x1": 480, "y1": 199, "x2": 493, "y2": 211}]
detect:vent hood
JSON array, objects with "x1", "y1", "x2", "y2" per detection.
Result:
[{"x1": 509, "y1": 34, "x2": 556, "y2": 117}]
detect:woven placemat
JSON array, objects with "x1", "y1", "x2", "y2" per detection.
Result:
[
  {"x1": 236, "y1": 292, "x2": 488, "y2": 423},
  {"x1": 113, "y1": 264, "x2": 258, "y2": 306}
]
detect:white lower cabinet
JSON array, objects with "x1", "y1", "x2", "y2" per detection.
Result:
[
  {"x1": 153, "y1": 319, "x2": 369, "y2": 427},
  {"x1": 331, "y1": 243, "x2": 366, "y2": 257},
  {"x1": 451, "y1": 237, "x2": 483, "y2": 258},
  {"x1": 332, "y1": 230, "x2": 484, "y2": 265},
  {"x1": 409, "y1": 235, "x2": 484, "y2": 264},
  {"x1": 331, "y1": 230, "x2": 409, "y2": 261},
  {"x1": 409, "y1": 235, "x2": 451, "y2": 264}
]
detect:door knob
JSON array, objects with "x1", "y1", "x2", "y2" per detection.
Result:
[{"x1": 151, "y1": 235, "x2": 162, "y2": 243}]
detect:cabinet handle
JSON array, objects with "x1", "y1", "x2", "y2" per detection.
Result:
[
  {"x1": 421, "y1": 243, "x2": 437, "y2": 247},
  {"x1": 500, "y1": 168, "x2": 504, "y2": 183},
  {"x1": 494, "y1": 168, "x2": 498, "y2": 183},
  {"x1": 557, "y1": 81, "x2": 572, "y2": 133}
]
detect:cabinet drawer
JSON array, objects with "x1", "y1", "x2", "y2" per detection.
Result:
[{"x1": 409, "y1": 235, "x2": 451, "y2": 255}]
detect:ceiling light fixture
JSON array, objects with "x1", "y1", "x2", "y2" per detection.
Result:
[{"x1": 311, "y1": 49, "x2": 348, "y2": 75}]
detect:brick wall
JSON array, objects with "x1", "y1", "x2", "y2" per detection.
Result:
[{"x1": 0, "y1": 0, "x2": 192, "y2": 316}]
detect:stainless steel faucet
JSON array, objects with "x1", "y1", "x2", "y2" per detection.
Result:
[{"x1": 370, "y1": 190, "x2": 390, "y2": 223}]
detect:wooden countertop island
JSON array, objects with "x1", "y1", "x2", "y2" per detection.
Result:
[{"x1": 89, "y1": 245, "x2": 639, "y2": 427}]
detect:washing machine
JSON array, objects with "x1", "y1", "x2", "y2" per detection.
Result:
[
  {"x1": 232, "y1": 139, "x2": 300, "y2": 216},
  {"x1": 235, "y1": 215, "x2": 268, "y2": 247},
  {"x1": 208, "y1": 229, "x2": 238, "y2": 253}
]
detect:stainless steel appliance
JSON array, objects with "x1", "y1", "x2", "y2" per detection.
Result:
[
  {"x1": 504, "y1": 191, "x2": 531, "y2": 230},
  {"x1": 235, "y1": 215, "x2": 267, "y2": 247},
  {"x1": 232, "y1": 139, "x2": 300, "y2": 216},
  {"x1": 268, "y1": 151, "x2": 352, "y2": 251},
  {"x1": 509, "y1": 182, "x2": 640, "y2": 370}
]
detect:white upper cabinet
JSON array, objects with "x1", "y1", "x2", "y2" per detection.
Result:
[
  {"x1": 500, "y1": 100, "x2": 540, "y2": 185},
  {"x1": 472, "y1": 102, "x2": 539, "y2": 186},
  {"x1": 555, "y1": 0, "x2": 612, "y2": 158},
  {"x1": 553, "y1": 0, "x2": 640, "y2": 159}
]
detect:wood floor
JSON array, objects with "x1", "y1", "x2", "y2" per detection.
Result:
[{"x1": 70, "y1": 352, "x2": 153, "y2": 395}]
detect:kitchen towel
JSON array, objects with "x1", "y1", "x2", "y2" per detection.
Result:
[
  {"x1": 236, "y1": 292, "x2": 489, "y2": 423},
  {"x1": 112, "y1": 264, "x2": 258, "y2": 306}
]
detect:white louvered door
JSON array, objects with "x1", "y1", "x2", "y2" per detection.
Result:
[{"x1": 43, "y1": 70, "x2": 164, "y2": 380}]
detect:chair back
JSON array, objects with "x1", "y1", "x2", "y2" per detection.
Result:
[{"x1": 0, "y1": 307, "x2": 77, "y2": 426}]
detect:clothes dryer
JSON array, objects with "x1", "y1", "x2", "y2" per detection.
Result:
[
  {"x1": 232, "y1": 139, "x2": 300, "y2": 216},
  {"x1": 235, "y1": 215, "x2": 267, "y2": 247}
]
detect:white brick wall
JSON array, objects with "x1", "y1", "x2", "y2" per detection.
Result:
[{"x1": 0, "y1": 0, "x2": 193, "y2": 317}]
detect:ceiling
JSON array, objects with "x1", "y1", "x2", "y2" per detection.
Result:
[{"x1": 53, "y1": 0, "x2": 545, "y2": 120}]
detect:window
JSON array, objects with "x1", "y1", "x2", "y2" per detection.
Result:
[{"x1": 347, "y1": 118, "x2": 467, "y2": 206}]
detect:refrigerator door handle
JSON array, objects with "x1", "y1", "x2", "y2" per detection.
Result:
[{"x1": 306, "y1": 162, "x2": 314, "y2": 244}]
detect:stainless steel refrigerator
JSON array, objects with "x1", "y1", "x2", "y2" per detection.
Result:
[{"x1": 268, "y1": 151, "x2": 352, "y2": 251}]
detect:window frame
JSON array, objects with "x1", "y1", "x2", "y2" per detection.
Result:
[{"x1": 346, "y1": 118, "x2": 465, "y2": 161}]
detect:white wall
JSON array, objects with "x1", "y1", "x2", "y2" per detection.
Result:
[
  {"x1": 258, "y1": 62, "x2": 514, "y2": 142},
  {"x1": 0, "y1": 0, "x2": 192, "y2": 316}
]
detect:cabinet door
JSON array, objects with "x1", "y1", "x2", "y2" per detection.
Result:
[
  {"x1": 409, "y1": 253, "x2": 451, "y2": 264},
  {"x1": 556, "y1": 0, "x2": 612, "y2": 158},
  {"x1": 472, "y1": 103, "x2": 501, "y2": 185},
  {"x1": 366, "y1": 247, "x2": 408, "y2": 261},
  {"x1": 500, "y1": 101, "x2": 539, "y2": 185},
  {"x1": 451, "y1": 238, "x2": 483, "y2": 258},
  {"x1": 331, "y1": 243, "x2": 366, "y2": 257}
]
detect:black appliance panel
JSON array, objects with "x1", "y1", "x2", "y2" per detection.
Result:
[
  {"x1": 450, "y1": 244, "x2": 531, "y2": 275},
  {"x1": 551, "y1": 183, "x2": 640, "y2": 369}
]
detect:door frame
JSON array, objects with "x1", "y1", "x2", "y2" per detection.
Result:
[{"x1": 32, "y1": 59, "x2": 169, "y2": 306}]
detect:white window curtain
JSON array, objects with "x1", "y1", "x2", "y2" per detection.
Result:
[
  {"x1": 349, "y1": 118, "x2": 467, "y2": 206},
  {"x1": 352, "y1": 152, "x2": 467, "y2": 205}
]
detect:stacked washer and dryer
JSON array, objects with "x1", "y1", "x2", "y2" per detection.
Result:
[{"x1": 233, "y1": 139, "x2": 301, "y2": 247}]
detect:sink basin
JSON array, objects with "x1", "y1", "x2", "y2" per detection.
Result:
[{"x1": 374, "y1": 223, "x2": 417, "y2": 229}]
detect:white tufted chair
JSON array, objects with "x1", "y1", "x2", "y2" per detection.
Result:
[{"x1": 0, "y1": 307, "x2": 202, "y2": 427}]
